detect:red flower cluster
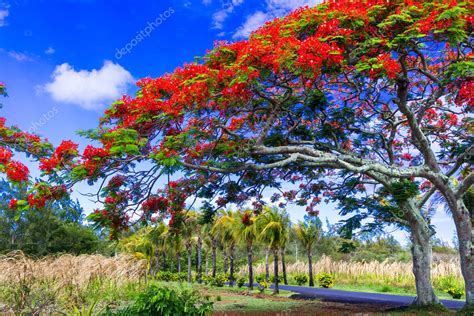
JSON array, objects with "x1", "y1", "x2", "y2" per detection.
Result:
[
  {"x1": 28, "y1": 194, "x2": 47, "y2": 209},
  {"x1": 6, "y1": 161, "x2": 29, "y2": 183},
  {"x1": 55, "y1": 140, "x2": 78, "y2": 159},
  {"x1": 39, "y1": 156, "x2": 61, "y2": 173},
  {"x1": 9, "y1": 198, "x2": 17, "y2": 209},
  {"x1": 0, "y1": 147, "x2": 12, "y2": 164},
  {"x1": 83, "y1": 145, "x2": 109, "y2": 160},
  {"x1": 456, "y1": 81, "x2": 473, "y2": 107},
  {"x1": 142, "y1": 196, "x2": 170, "y2": 212},
  {"x1": 296, "y1": 36, "x2": 343, "y2": 72},
  {"x1": 241, "y1": 212, "x2": 252, "y2": 226},
  {"x1": 39, "y1": 140, "x2": 78, "y2": 173},
  {"x1": 379, "y1": 54, "x2": 401, "y2": 80},
  {"x1": 108, "y1": 175, "x2": 126, "y2": 188}
]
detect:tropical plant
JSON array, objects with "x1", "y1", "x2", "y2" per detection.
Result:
[
  {"x1": 119, "y1": 282, "x2": 213, "y2": 316},
  {"x1": 233, "y1": 209, "x2": 258, "y2": 290},
  {"x1": 318, "y1": 273, "x2": 335, "y2": 289},
  {"x1": 294, "y1": 274, "x2": 308, "y2": 286},
  {"x1": 256, "y1": 207, "x2": 287, "y2": 294},
  {"x1": 294, "y1": 215, "x2": 322, "y2": 287},
  {"x1": 212, "y1": 209, "x2": 238, "y2": 286}
]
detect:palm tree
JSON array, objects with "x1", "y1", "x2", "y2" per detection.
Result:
[
  {"x1": 294, "y1": 216, "x2": 322, "y2": 287},
  {"x1": 279, "y1": 210, "x2": 291, "y2": 285},
  {"x1": 213, "y1": 209, "x2": 238, "y2": 286},
  {"x1": 234, "y1": 209, "x2": 258, "y2": 290},
  {"x1": 182, "y1": 211, "x2": 199, "y2": 283},
  {"x1": 256, "y1": 207, "x2": 286, "y2": 294},
  {"x1": 117, "y1": 227, "x2": 155, "y2": 272},
  {"x1": 147, "y1": 222, "x2": 168, "y2": 274},
  {"x1": 168, "y1": 231, "x2": 184, "y2": 273},
  {"x1": 202, "y1": 220, "x2": 218, "y2": 277}
]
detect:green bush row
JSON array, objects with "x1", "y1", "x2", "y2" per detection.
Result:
[{"x1": 102, "y1": 282, "x2": 213, "y2": 316}]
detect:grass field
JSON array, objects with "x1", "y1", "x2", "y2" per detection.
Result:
[{"x1": 0, "y1": 252, "x2": 465, "y2": 315}]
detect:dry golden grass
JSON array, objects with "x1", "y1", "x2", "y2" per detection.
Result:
[
  {"x1": 244, "y1": 255, "x2": 463, "y2": 290},
  {"x1": 0, "y1": 250, "x2": 147, "y2": 286},
  {"x1": 0, "y1": 251, "x2": 147, "y2": 314}
]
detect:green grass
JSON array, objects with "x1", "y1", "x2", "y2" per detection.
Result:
[
  {"x1": 198, "y1": 285, "x2": 302, "y2": 313},
  {"x1": 213, "y1": 295, "x2": 301, "y2": 313}
]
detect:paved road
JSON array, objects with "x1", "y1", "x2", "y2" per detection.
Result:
[{"x1": 272, "y1": 285, "x2": 465, "y2": 310}]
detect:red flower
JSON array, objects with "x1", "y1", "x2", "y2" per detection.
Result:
[
  {"x1": 55, "y1": 140, "x2": 78, "y2": 159},
  {"x1": 378, "y1": 54, "x2": 400, "y2": 80},
  {"x1": 142, "y1": 196, "x2": 169, "y2": 212},
  {"x1": 105, "y1": 196, "x2": 117, "y2": 204},
  {"x1": 27, "y1": 194, "x2": 47, "y2": 209},
  {"x1": 241, "y1": 212, "x2": 252, "y2": 226},
  {"x1": 0, "y1": 147, "x2": 12, "y2": 165},
  {"x1": 39, "y1": 156, "x2": 61, "y2": 173},
  {"x1": 108, "y1": 175, "x2": 126, "y2": 188},
  {"x1": 402, "y1": 153, "x2": 413, "y2": 161},
  {"x1": 9, "y1": 198, "x2": 18, "y2": 209},
  {"x1": 83, "y1": 145, "x2": 109, "y2": 159},
  {"x1": 6, "y1": 161, "x2": 29, "y2": 183}
]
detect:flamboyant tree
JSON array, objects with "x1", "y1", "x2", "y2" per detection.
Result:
[
  {"x1": 0, "y1": 83, "x2": 70, "y2": 212},
  {"x1": 22, "y1": 0, "x2": 472, "y2": 306}
]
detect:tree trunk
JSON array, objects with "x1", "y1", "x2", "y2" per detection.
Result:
[
  {"x1": 153, "y1": 250, "x2": 160, "y2": 275},
  {"x1": 308, "y1": 250, "x2": 314, "y2": 287},
  {"x1": 197, "y1": 237, "x2": 203, "y2": 283},
  {"x1": 212, "y1": 242, "x2": 217, "y2": 277},
  {"x1": 281, "y1": 248, "x2": 288, "y2": 285},
  {"x1": 247, "y1": 241, "x2": 254, "y2": 290},
  {"x1": 265, "y1": 248, "x2": 270, "y2": 282},
  {"x1": 273, "y1": 249, "x2": 279, "y2": 294},
  {"x1": 399, "y1": 198, "x2": 439, "y2": 305},
  {"x1": 177, "y1": 253, "x2": 181, "y2": 273},
  {"x1": 205, "y1": 250, "x2": 209, "y2": 276},
  {"x1": 229, "y1": 244, "x2": 235, "y2": 287},
  {"x1": 453, "y1": 204, "x2": 473, "y2": 307},
  {"x1": 223, "y1": 250, "x2": 228, "y2": 274},
  {"x1": 187, "y1": 246, "x2": 192, "y2": 283},
  {"x1": 162, "y1": 251, "x2": 167, "y2": 271},
  {"x1": 410, "y1": 227, "x2": 438, "y2": 305}
]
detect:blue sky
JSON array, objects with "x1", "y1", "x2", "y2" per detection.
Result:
[{"x1": 0, "y1": 0, "x2": 456, "y2": 245}]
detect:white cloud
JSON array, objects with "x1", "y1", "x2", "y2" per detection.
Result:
[
  {"x1": 8, "y1": 51, "x2": 31, "y2": 61},
  {"x1": 233, "y1": 0, "x2": 321, "y2": 39},
  {"x1": 212, "y1": 0, "x2": 245, "y2": 29},
  {"x1": 0, "y1": 8, "x2": 8, "y2": 26},
  {"x1": 45, "y1": 47, "x2": 55, "y2": 55},
  {"x1": 233, "y1": 11, "x2": 268, "y2": 39},
  {"x1": 43, "y1": 61, "x2": 134, "y2": 111}
]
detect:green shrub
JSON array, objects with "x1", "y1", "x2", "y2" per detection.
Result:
[
  {"x1": 236, "y1": 277, "x2": 246, "y2": 288},
  {"x1": 445, "y1": 287, "x2": 464, "y2": 299},
  {"x1": 294, "y1": 273, "x2": 308, "y2": 286},
  {"x1": 203, "y1": 273, "x2": 227, "y2": 287},
  {"x1": 255, "y1": 274, "x2": 266, "y2": 283},
  {"x1": 117, "y1": 282, "x2": 213, "y2": 316},
  {"x1": 155, "y1": 271, "x2": 187, "y2": 283},
  {"x1": 380, "y1": 285, "x2": 393, "y2": 293},
  {"x1": 269, "y1": 275, "x2": 283, "y2": 283},
  {"x1": 258, "y1": 281, "x2": 270, "y2": 294},
  {"x1": 317, "y1": 273, "x2": 335, "y2": 288}
]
